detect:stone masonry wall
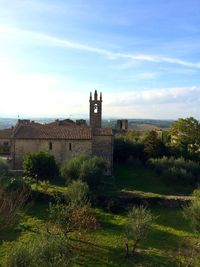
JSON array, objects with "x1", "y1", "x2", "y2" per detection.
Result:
[
  {"x1": 92, "y1": 135, "x2": 113, "y2": 175},
  {"x1": 13, "y1": 139, "x2": 92, "y2": 169}
]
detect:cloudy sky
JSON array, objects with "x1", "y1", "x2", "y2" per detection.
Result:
[{"x1": 1, "y1": 0, "x2": 200, "y2": 119}]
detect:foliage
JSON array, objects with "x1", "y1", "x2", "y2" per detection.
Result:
[
  {"x1": 0, "y1": 177, "x2": 30, "y2": 230},
  {"x1": 49, "y1": 180, "x2": 98, "y2": 235},
  {"x1": 23, "y1": 151, "x2": 59, "y2": 181},
  {"x1": 114, "y1": 136, "x2": 145, "y2": 164},
  {"x1": 169, "y1": 117, "x2": 200, "y2": 159},
  {"x1": 0, "y1": 158, "x2": 9, "y2": 178},
  {"x1": 61, "y1": 154, "x2": 87, "y2": 184},
  {"x1": 67, "y1": 179, "x2": 89, "y2": 208},
  {"x1": 183, "y1": 188, "x2": 200, "y2": 233},
  {"x1": 79, "y1": 156, "x2": 108, "y2": 190},
  {"x1": 7, "y1": 233, "x2": 72, "y2": 267},
  {"x1": 143, "y1": 130, "x2": 166, "y2": 159},
  {"x1": 61, "y1": 154, "x2": 108, "y2": 191},
  {"x1": 124, "y1": 205, "x2": 154, "y2": 255},
  {"x1": 149, "y1": 156, "x2": 200, "y2": 186}
]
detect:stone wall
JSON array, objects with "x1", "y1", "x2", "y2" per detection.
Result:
[
  {"x1": 92, "y1": 135, "x2": 113, "y2": 174},
  {"x1": 12, "y1": 139, "x2": 92, "y2": 169}
]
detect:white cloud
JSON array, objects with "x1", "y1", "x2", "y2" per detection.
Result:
[
  {"x1": 0, "y1": 62, "x2": 199, "y2": 119},
  {"x1": 104, "y1": 86, "x2": 200, "y2": 107},
  {"x1": 1, "y1": 26, "x2": 200, "y2": 69}
]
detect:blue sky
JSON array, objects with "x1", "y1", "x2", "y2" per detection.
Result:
[{"x1": 0, "y1": 0, "x2": 200, "y2": 119}]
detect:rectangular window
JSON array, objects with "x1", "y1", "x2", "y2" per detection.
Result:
[
  {"x1": 49, "y1": 142, "x2": 53, "y2": 150},
  {"x1": 3, "y1": 141, "x2": 9, "y2": 146},
  {"x1": 69, "y1": 143, "x2": 72, "y2": 151}
]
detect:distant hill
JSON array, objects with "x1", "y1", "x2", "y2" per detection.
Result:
[
  {"x1": 0, "y1": 118, "x2": 174, "y2": 131},
  {"x1": 128, "y1": 119, "x2": 174, "y2": 131}
]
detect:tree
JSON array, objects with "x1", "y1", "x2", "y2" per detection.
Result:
[
  {"x1": 23, "y1": 151, "x2": 59, "y2": 181},
  {"x1": 61, "y1": 155, "x2": 108, "y2": 191},
  {"x1": 48, "y1": 180, "x2": 98, "y2": 236},
  {"x1": 7, "y1": 233, "x2": 72, "y2": 267},
  {"x1": 169, "y1": 117, "x2": 200, "y2": 159},
  {"x1": 114, "y1": 136, "x2": 145, "y2": 164},
  {"x1": 143, "y1": 131, "x2": 165, "y2": 159},
  {"x1": 0, "y1": 177, "x2": 30, "y2": 230},
  {"x1": 124, "y1": 206, "x2": 154, "y2": 256},
  {"x1": 183, "y1": 188, "x2": 200, "y2": 233}
]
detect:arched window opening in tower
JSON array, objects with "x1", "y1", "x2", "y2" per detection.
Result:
[{"x1": 94, "y1": 104, "x2": 98, "y2": 113}]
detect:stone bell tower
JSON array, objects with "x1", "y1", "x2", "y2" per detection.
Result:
[{"x1": 89, "y1": 90, "x2": 102, "y2": 128}]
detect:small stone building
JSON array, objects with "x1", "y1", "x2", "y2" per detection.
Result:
[
  {"x1": 0, "y1": 91, "x2": 113, "y2": 174},
  {"x1": 117, "y1": 119, "x2": 128, "y2": 130}
]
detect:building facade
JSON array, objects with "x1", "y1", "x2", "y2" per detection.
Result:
[{"x1": 0, "y1": 91, "x2": 113, "y2": 174}]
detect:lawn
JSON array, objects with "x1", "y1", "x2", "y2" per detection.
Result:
[
  {"x1": 0, "y1": 164, "x2": 198, "y2": 266},
  {"x1": 114, "y1": 165, "x2": 194, "y2": 196},
  {"x1": 0, "y1": 202, "x2": 197, "y2": 267}
]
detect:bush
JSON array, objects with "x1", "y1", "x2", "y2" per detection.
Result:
[
  {"x1": 114, "y1": 137, "x2": 145, "y2": 164},
  {"x1": 0, "y1": 158, "x2": 9, "y2": 178},
  {"x1": 7, "y1": 234, "x2": 72, "y2": 267},
  {"x1": 0, "y1": 177, "x2": 30, "y2": 230},
  {"x1": 183, "y1": 188, "x2": 200, "y2": 233},
  {"x1": 79, "y1": 156, "x2": 108, "y2": 190},
  {"x1": 23, "y1": 151, "x2": 59, "y2": 181},
  {"x1": 125, "y1": 205, "x2": 154, "y2": 255},
  {"x1": 49, "y1": 180, "x2": 98, "y2": 235},
  {"x1": 149, "y1": 156, "x2": 200, "y2": 186},
  {"x1": 67, "y1": 180, "x2": 89, "y2": 208},
  {"x1": 61, "y1": 155, "x2": 108, "y2": 192},
  {"x1": 162, "y1": 167, "x2": 194, "y2": 186}
]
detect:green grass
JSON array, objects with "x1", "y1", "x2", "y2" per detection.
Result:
[
  {"x1": 0, "y1": 202, "x2": 198, "y2": 267},
  {"x1": 114, "y1": 165, "x2": 194, "y2": 196},
  {"x1": 0, "y1": 164, "x2": 198, "y2": 266}
]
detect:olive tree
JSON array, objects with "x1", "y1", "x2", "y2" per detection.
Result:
[
  {"x1": 125, "y1": 206, "x2": 154, "y2": 256},
  {"x1": 23, "y1": 151, "x2": 59, "y2": 181},
  {"x1": 48, "y1": 180, "x2": 98, "y2": 236}
]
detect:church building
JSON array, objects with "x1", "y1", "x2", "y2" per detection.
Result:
[{"x1": 0, "y1": 91, "x2": 113, "y2": 174}]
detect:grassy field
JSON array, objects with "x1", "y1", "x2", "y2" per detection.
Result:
[
  {"x1": 0, "y1": 164, "x2": 198, "y2": 266},
  {"x1": 114, "y1": 165, "x2": 194, "y2": 196},
  {"x1": 0, "y1": 203, "x2": 196, "y2": 267}
]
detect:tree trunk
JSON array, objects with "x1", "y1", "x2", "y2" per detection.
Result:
[
  {"x1": 125, "y1": 243, "x2": 129, "y2": 257},
  {"x1": 132, "y1": 241, "x2": 138, "y2": 255}
]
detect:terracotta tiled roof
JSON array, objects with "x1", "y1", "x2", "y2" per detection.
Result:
[
  {"x1": 0, "y1": 128, "x2": 13, "y2": 139},
  {"x1": 93, "y1": 128, "x2": 113, "y2": 136},
  {"x1": 14, "y1": 123, "x2": 92, "y2": 140}
]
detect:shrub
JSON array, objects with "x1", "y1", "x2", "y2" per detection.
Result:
[
  {"x1": 114, "y1": 137, "x2": 145, "y2": 164},
  {"x1": 0, "y1": 177, "x2": 30, "y2": 230},
  {"x1": 49, "y1": 180, "x2": 98, "y2": 235},
  {"x1": 125, "y1": 205, "x2": 154, "y2": 256},
  {"x1": 149, "y1": 156, "x2": 200, "y2": 186},
  {"x1": 7, "y1": 234, "x2": 72, "y2": 267},
  {"x1": 0, "y1": 158, "x2": 9, "y2": 178},
  {"x1": 67, "y1": 180, "x2": 89, "y2": 208},
  {"x1": 79, "y1": 156, "x2": 108, "y2": 190},
  {"x1": 162, "y1": 167, "x2": 195, "y2": 186},
  {"x1": 60, "y1": 154, "x2": 87, "y2": 184},
  {"x1": 61, "y1": 155, "x2": 108, "y2": 192},
  {"x1": 23, "y1": 151, "x2": 59, "y2": 181},
  {"x1": 183, "y1": 188, "x2": 200, "y2": 233}
]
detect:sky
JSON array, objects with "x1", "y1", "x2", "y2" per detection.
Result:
[{"x1": 0, "y1": 0, "x2": 200, "y2": 119}]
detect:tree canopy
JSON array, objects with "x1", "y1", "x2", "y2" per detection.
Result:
[{"x1": 169, "y1": 117, "x2": 200, "y2": 158}]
